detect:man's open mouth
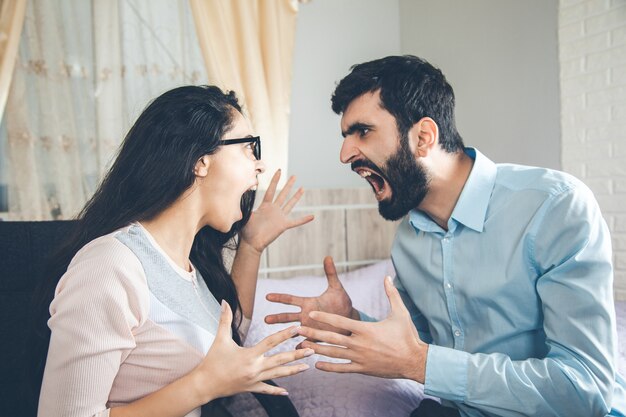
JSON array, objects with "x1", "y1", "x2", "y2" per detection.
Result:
[{"x1": 354, "y1": 167, "x2": 390, "y2": 200}]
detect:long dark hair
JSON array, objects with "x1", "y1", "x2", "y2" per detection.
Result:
[
  {"x1": 29, "y1": 85, "x2": 254, "y2": 399},
  {"x1": 331, "y1": 55, "x2": 464, "y2": 153}
]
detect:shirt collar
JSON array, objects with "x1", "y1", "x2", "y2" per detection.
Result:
[
  {"x1": 450, "y1": 147, "x2": 497, "y2": 232},
  {"x1": 409, "y1": 147, "x2": 497, "y2": 234}
]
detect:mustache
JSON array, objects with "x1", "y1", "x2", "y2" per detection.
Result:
[{"x1": 351, "y1": 159, "x2": 383, "y2": 175}]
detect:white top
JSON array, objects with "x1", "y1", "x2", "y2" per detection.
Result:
[{"x1": 38, "y1": 224, "x2": 249, "y2": 417}]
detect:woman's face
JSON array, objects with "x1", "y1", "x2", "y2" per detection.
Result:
[{"x1": 199, "y1": 111, "x2": 265, "y2": 232}]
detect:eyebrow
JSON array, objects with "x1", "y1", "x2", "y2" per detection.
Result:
[{"x1": 341, "y1": 122, "x2": 374, "y2": 138}]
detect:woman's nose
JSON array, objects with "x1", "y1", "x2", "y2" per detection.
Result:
[{"x1": 255, "y1": 159, "x2": 266, "y2": 174}]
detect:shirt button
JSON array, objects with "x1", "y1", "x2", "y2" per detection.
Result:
[
  {"x1": 454, "y1": 330, "x2": 461, "y2": 337},
  {"x1": 445, "y1": 282, "x2": 452, "y2": 289}
]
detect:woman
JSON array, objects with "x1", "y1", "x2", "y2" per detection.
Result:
[{"x1": 34, "y1": 85, "x2": 314, "y2": 417}]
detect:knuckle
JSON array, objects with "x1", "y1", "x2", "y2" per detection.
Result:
[{"x1": 244, "y1": 368, "x2": 258, "y2": 382}]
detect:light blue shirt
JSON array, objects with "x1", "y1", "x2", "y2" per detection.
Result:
[{"x1": 390, "y1": 148, "x2": 626, "y2": 417}]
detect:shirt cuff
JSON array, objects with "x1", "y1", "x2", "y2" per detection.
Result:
[{"x1": 424, "y1": 344, "x2": 470, "y2": 402}]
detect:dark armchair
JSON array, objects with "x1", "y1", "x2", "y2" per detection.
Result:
[{"x1": 0, "y1": 220, "x2": 77, "y2": 417}]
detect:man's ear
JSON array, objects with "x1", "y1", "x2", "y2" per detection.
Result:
[
  {"x1": 194, "y1": 155, "x2": 211, "y2": 178},
  {"x1": 407, "y1": 117, "x2": 439, "y2": 157}
]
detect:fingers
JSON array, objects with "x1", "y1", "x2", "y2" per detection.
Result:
[
  {"x1": 265, "y1": 348, "x2": 315, "y2": 369},
  {"x1": 288, "y1": 214, "x2": 315, "y2": 229},
  {"x1": 300, "y1": 340, "x2": 352, "y2": 361},
  {"x1": 263, "y1": 170, "x2": 282, "y2": 203},
  {"x1": 266, "y1": 292, "x2": 305, "y2": 306},
  {"x1": 216, "y1": 300, "x2": 233, "y2": 339},
  {"x1": 297, "y1": 325, "x2": 353, "y2": 346},
  {"x1": 295, "y1": 338, "x2": 316, "y2": 349},
  {"x1": 307, "y1": 311, "x2": 361, "y2": 334},
  {"x1": 264, "y1": 312, "x2": 302, "y2": 324},
  {"x1": 282, "y1": 187, "x2": 304, "y2": 213},
  {"x1": 255, "y1": 325, "x2": 300, "y2": 353},
  {"x1": 258, "y1": 363, "x2": 310, "y2": 382},
  {"x1": 323, "y1": 256, "x2": 343, "y2": 289},
  {"x1": 384, "y1": 276, "x2": 406, "y2": 315},
  {"x1": 315, "y1": 361, "x2": 361, "y2": 374},
  {"x1": 249, "y1": 381, "x2": 289, "y2": 396},
  {"x1": 275, "y1": 175, "x2": 297, "y2": 206}
]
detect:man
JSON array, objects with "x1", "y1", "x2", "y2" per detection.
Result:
[{"x1": 265, "y1": 55, "x2": 626, "y2": 416}]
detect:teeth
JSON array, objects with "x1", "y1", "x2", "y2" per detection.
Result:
[
  {"x1": 359, "y1": 170, "x2": 371, "y2": 177},
  {"x1": 250, "y1": 185, "x2": 257, "y2": 191},
  {"x1": 377, "y1": 189, "x2": 383, "y2": 195}
]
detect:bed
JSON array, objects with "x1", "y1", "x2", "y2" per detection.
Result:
[{"x1": 228, "y1": 259, "x2": 626, "y2": 417}]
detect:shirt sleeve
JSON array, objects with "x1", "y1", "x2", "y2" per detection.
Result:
[
  {"x1": 38, "y1": 237, "x2": 149, "y2": 417},
  {"x1": 424, "y1": 183, "x2": 618, "y2": 416}
]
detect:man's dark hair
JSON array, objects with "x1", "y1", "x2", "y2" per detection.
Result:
[{"x1": 331, "y1": 55, "x2": 464, "y2": 153}]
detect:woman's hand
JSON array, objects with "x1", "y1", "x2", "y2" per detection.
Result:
[
  {"x1": 240, "y1": 170, "x2": 314, "y2": 254},
  {"x1": 192, "y1": 300, "x2": 314, "y2": 403},
  {"x1": 265, "y1": 257, "x2": 359, "y2": 336}
]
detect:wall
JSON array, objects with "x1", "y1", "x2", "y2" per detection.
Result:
[
  {"x1": 288, "y1": 0, "x2": 562, "y2": 188},
  {"x1": 558, "y1": 0, "x2": 626, "y2": 300},
  {"x1": 398, "y1": 0, "x2": 561, "y2": 169},
  {"x1": 287, "y1": 0, "x2": 401, "y2": 189}
]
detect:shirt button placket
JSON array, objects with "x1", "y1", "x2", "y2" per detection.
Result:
[{"x1": 442, "y1": 234, "x2": 463, "y2": 349}]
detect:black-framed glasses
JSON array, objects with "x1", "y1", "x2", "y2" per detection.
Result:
[{"x1": 219, "y1": 136, "x2": 261, "y2": 160}]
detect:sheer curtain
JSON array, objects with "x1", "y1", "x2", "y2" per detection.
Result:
[
  {"x1": 0, "y1": 0, "x2": 26, "y2": 119},
  {"x1": 190, "y1": 0, "x2": 299, "y2": 188},
  {"x1": 5, "y1": 0, "x2": 97, "y2": 220},
  {"x1": 0, "y1": 0, "x2": 27, "y2": 214},
  {"x1": 3, "y1": 0, "x2": 206, "y2": 220}
]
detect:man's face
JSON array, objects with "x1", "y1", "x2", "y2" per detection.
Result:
[{"x1": 340, "y1": 91, "x2": 430, "y2": 221}]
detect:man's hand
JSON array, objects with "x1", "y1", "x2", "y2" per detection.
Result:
[
  {"x1": 296, "y1": 276, "x2": 429, "y2": 383},
  {"x1": 264, "y1": 257, "x2": 359, "y2": 335}
]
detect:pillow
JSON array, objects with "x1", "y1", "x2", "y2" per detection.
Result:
[{"x1": 227, "y1": 260, "x2": 433, "y2": 417}]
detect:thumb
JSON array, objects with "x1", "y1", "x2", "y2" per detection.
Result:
[
  {"x1": 217, "y1": 300, "x2": 233, "y2": 339},
  {"x1": 323, "y1": 256, "x2": 343, "y2": 290},
  {"x1": 384, "y1": 276, "x2": 406, "y2": 315}
]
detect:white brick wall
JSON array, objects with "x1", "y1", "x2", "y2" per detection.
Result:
[{"x1": 559, "y1": 0, "x2": 626, "y2": 300}]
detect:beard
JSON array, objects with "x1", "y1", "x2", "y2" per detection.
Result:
[{"x1": 352, "y1": 136, "x2": 430, "y2": 221}]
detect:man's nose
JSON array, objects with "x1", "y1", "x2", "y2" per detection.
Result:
[{"x1": 339, "y1": 136, "x2": 359, "y2": 164}]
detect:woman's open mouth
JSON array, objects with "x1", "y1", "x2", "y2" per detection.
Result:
[{"x1": 355, "y1": 168, "x2": 392, "y2": 201}]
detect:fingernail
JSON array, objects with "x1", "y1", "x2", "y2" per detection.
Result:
[
  {"x1": 221, "y1": 300, "x2": 226, "y2": 312},
  {"x1": 290, "y1": 326, "x2": 299, "y2": 336},
  {"x1": 280, "y1": 391, "x2": 289, "y2": 396},
  {"x1": 385, "y1": 276, "x2": 392, "y2": 284},
  {"x1": 299, "y1": 364, "x2": 310, "y2": 371},
  {"x1": 304, "y1": 348, "x2": 314, "y2": 357}
]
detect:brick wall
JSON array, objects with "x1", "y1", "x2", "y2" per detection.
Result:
[{"x1": 559, "y1": 0, "x2": 626, "y2": 299}]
